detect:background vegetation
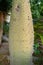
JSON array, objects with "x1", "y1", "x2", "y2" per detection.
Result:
[{"x1": 30, "y1": 0, "x2": 43, "y2": 65}]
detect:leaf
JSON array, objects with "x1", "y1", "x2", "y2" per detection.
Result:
[{"x1": 39, "y1": 34, "x2": 43, "y2": 44}]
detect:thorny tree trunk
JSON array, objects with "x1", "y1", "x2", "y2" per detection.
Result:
[{"x1": 9, "y1": 0, "x2": 34, "y2": 65}]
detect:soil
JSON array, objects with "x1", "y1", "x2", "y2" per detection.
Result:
[{"x1": 0, "y1": 30, "x2": 10, "y2": 65}]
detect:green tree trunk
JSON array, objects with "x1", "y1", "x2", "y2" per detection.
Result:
[{"x1": 9, "y1": 0, "x2": 34, "y2": 65}]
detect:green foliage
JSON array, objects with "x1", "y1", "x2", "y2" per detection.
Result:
[
  {"x1": 34, "y1": 49, "x2": 40, "y2": 55},
  {"x1": 30, "y1": 0, "x2": 43, "y2": 19},
  {"x1": 0, "y1": 0, "x2": 12, "y2": 12},
  {"x1": 38, "y1": 34, "x2": 43, "y2": 44},
  {"x1": 33, "y1": 42, "x2": 40, "y2": 55},
  {"x1": 34, "y1": 43, "x2": 39, "y2": 49},
  {"x1": 3, "y1": 22, "x2": 9, "y2": 34},
  {"x1": 30, "y1": 0, "x2": 43, "y2": 64},
  {"x1": 34, "y1": 21, "x2": 43, "y2": 44}
]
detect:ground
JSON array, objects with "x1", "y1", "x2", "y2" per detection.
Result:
[{"x1": 0, "y1": 32, "x2": 10, "y2": 65}]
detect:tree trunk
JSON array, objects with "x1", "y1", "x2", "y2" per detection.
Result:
[
  {"x1": 0, "y1": 12, "x2": 4, "y2": 44},
  {"x1": 9, "y1": 0, "x2": 34, "y2": 65},
  {"x1": 0, "y1": 12, "x2": 6, "y2": 45}
]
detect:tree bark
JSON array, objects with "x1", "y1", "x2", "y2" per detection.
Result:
[
  {"x1": 0, "y1": 12, "x2": 4, "y2": 44},
  {"x1": 0, "y1": 12, "x2": 6, "y2": 45},
  {"x1": 9, "y1": 0, "x2": 34, "y2": 65}
]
